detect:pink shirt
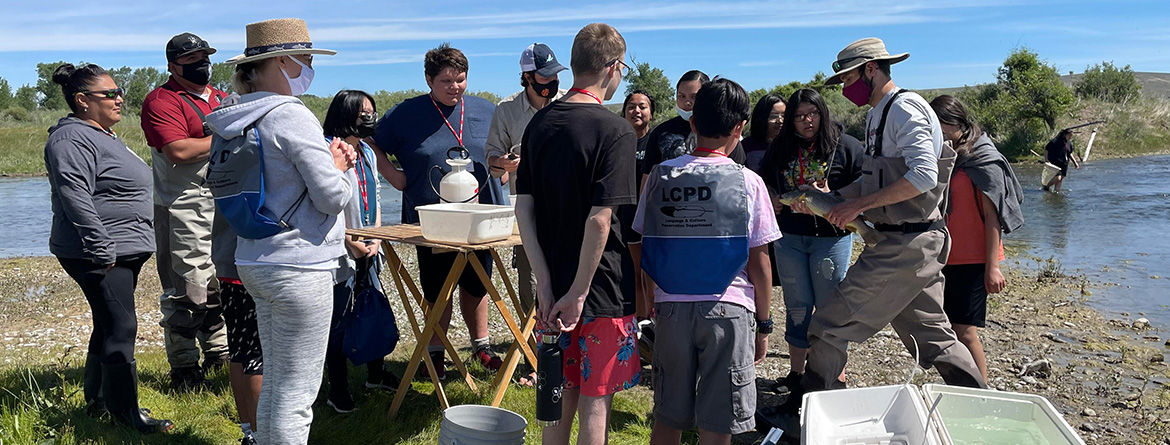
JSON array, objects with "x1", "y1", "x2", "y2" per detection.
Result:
[{"x1": 633, "y1": 154, "x2": 781, "y2": 312}]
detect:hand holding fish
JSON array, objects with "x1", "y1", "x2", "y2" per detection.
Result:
[{"x1": 826, "y1": 198, "x2": 866, "y2": 230}]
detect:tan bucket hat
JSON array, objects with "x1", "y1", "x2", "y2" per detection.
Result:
[
  {"x1": 225, "y1": 18, "x2": 336, "y2": 64},
  {"x1": 824, "y1": 37, "x2": 909, "y2": 85}
]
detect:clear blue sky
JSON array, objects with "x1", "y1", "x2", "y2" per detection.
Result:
[{"x1": 0, "y1": 0, "x2": 1164, "y2": 103}]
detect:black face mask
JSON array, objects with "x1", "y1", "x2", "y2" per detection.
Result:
[
  {"x1": 531, "y1": 76, "x2": 559, "y2": 99},
  {"x1": 178, "y1": 59, "x2": 212, "y2": 86},
  {"x1": 355, "y1": 114, "x2": 377, "y2": 138}
]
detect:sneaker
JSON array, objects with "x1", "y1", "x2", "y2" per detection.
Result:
[
  {"x1": 241, "y1": 435, "x2": 257, "y2": 445},
  {"x1": 326, "y1": 384, "x2": 356, "y2": 414},
  {"x1": 421, "y1": 350, "x2": 446, "y2": 381},
  {"x1": 769, "y1": 371, "x2": 803, "y2": 395},
  {"x1": 473, "y1": 346, "x2": 503, "y2": 372},
  {"x1": 365, "y1": 371, "x2": 401, "y2": 392},
  {"x1": 169, "y1": 366, "x2": 206, "y2": 391}
]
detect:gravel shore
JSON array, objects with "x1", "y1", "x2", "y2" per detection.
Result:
[{"x1": 1, "y1": 248, "x2": 1166, "y2": 444}]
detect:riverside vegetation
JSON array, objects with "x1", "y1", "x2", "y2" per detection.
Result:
[{"x1": 0, "y1": 48, "x2": 1167, "y2": 176}]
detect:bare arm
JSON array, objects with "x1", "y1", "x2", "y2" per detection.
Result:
[
  {"x1": 980, "y1": 192, "x2": 1006, "y2": 294},
  {"x1": 160, "y1": 136, "x2": 211, "y2": 165},
  {"x1": 364, "y1": 137, "x2": 406, "y2": 190},
  {"x1": 825, "y1": 178, "x2": 922, "y2": 229},
  {"x1": 549, "y1": 206, "x2": 612, "y2": 332},
  {"x1": 516, "y1": 195, "x2": 554, "y2": 321},
  {"x1": 747, "y1": 244, "x2": 771, "y2": 364}
]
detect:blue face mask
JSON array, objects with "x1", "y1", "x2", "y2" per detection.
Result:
[{"x1": 676, "y1": 105, "x2": 693, "y2": 122}]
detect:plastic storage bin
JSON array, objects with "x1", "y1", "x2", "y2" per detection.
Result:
[
  {"x1": 802, "y1": 385, "x2": 941, "y2": 445},
  {"x1": 417, "y1": 203, "x2": 515, "y2": 244},
  {"x1": 922, "y1": 384, "x2": 1084, "y2": 445}
]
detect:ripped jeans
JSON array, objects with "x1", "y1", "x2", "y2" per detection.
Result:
[{"x1": 774, "y1": 233, "x2": 852, "y2": 349}]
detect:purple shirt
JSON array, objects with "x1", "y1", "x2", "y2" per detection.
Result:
[{"x1": 633, "y1": 154, "x2": 781, "y2": 312}]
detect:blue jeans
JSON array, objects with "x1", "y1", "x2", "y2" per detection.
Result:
[{"x1": 774, "y1": 233, "x2": 852, "y2": 349}]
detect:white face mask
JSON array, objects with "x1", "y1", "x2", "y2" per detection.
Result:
[
  {"x1": 676, "y1": 105, "x2": 693, "y2": 121},
  {"x1": 282, "y1": 56, "x2": 315, "y2": 96}
]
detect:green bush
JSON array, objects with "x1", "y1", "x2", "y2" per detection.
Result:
[
  {"x1": 1075, "y1": 62, "x2": 1141, "y2": 103},
  {"x1": 2, "y1": 106, "x2": 30, "y2": 122}
]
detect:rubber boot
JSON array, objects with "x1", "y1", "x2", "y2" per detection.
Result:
[
  {"x1": 102, "y1": 360, "x2": 175, "y2": 433},
  {"x1": 83, "y1": 353, "x2": 106, "y2": 417}
]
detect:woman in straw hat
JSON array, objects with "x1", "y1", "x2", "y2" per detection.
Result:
[{"x1": 204, "y1": 18, "x2": 355, "y2": 445}]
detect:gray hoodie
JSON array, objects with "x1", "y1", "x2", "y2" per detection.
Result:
[
  {"x1": 205, "y1": 92, "x2": 351, "y2": 266},
  {"x1": 44, "y1": 116, "x2": 155, "y2": 264}
]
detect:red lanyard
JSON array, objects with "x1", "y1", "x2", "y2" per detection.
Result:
[
  {"x1": 569, "y1": 88, "x2": 603, "y2": 104},
  {"x1": 692, "y1": 147, "x2": 727, "y2": 157},
  {"x1": 429, "y1": 94, "x2": 464, "y2": 147}
]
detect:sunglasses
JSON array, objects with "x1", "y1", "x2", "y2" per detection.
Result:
[
  {"x1": 606, "y1": 58, "x2": 631, "y2": 76},
  {"x1": 831, "y1": 56, "x2": 867, "y2": 73},
  {"x1": 80, "y1": 88, "x2": 125, "y2": 99}
]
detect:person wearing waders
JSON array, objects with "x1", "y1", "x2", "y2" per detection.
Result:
[
  {"x1": 635, "y1": 77, "x2": 779, "y2": 444},
  {"x1": 793, "y1": 38, "x2": 987, "y2": 405},
  {"x1": 140, "y1": 33, "x2": 230, "y2": 390}
]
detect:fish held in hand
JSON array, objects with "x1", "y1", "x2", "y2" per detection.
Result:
[{"x1": 778, "y1": 190, "x2": 884, "y2": 246}]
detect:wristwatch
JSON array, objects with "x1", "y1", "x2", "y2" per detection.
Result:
[{"x1": 756, "y1": 317, "x2": 774, "y2": 334}]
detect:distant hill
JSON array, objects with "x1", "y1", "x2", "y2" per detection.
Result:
[{"x1": 920, "y1": 72, "x2": 1170, "y2": 99}]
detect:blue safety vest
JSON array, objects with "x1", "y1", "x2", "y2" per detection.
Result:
[{"x1": 641, "y1": 162, "x2": 750, "y2": 295}]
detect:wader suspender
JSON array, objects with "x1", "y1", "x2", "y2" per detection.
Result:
[
  {"x1": 161, "y1": 84, "x2": 223, "y2": 137},
  {"x1": 871, "y1": 89, "x2": 909, "y2": 157}
]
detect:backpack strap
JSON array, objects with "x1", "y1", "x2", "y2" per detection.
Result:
[
  {"x1": 252, "y1": 126, "x2": 310, "y2": 229},
  {"x1": 871, "y1": 89, "x2": 909, "y2": 157}
]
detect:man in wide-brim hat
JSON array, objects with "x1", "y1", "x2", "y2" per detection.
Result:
[{"x1": 794, "y1": 37, "x2": 987, "y2": 400}]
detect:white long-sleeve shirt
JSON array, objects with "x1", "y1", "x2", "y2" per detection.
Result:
[{"x1": 865, "y1": 89, "x2": 944, "y2": 193}]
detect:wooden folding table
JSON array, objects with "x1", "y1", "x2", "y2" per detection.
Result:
[{"x1": 346, "y1": 224, "x2": 539, "y2": 418}]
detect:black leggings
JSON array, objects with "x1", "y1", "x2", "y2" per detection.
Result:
[{"x1": 58, "y1": 253, "x2": 151, "y2": 365}]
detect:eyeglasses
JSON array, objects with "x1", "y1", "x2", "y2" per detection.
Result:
[
  {"x1": 607, "y1": 58, "x2": 631, "y2": 76},
  {"x1": 831, "y1": 56, "x2": 866, "y2": 72},
  {"x1": 767, "y1": 114, "x2": 784, "y2": 123},
  {"x1": 80, "y1": 88, "x2": 125, "y2": 99},
  {"x1": 359, "y1": 110, "x2": 377, "y2": 119},
  {"x1": 793, "y1": 111, "x2": 821, "y2": 123}
]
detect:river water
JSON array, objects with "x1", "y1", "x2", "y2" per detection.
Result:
[{"x1": 3, "y1": 155, "x2": 1168, "y2": 324}]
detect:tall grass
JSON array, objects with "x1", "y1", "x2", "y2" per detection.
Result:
[{"x1": 0, "y1": 111, "x2": 152, "y2": 177}]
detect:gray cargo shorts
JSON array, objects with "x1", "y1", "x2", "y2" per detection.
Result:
[{"x1": 652, "y1": 301, "x2": 757, "y2": 434}]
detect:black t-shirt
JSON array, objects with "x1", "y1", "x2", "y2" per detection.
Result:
[
  {"x1": 516, "y1": 102, "x2": 638, "y2": 318},
  {"x1": 635, "y1": 133, "x2": 650, "y2": 177},
  {"x1": 1045, "y1": 137, "x2": 1071, "y2": 167},
  {"x1": 761, "y1": 127, "x2": 865, "y2": 237},
  {"x1": 640, "y1": 116, "x2": 745, "y2": 177}
]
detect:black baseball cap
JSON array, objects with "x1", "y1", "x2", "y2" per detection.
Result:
[
  {"x1": 166, "y1": 33, "x2": 217, "y2": 62},
  {"x1": 520, "y1": 43, "x2": 567, "y2": 78}
]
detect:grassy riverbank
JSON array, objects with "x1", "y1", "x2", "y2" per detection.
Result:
[{"x1": 0, "y1": 249, "x2": 1167, "y2": 444}]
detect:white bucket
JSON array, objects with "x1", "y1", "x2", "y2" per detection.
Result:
[
  {"x1": 438, "y1": 405, "x2": 527, "y2": 445},
  {"x1": 922, "y1": 384, "x2": 1084, "y2": 445},
  {"x1": 802, "y1": 385, "x2": 941, "y2": 445},
  {"x1": 417, "y1": 203, "x2": 515, "y2": 244},
  {"x1": 1040, "y1": 162, "x2": 1061, "y2": 186}
]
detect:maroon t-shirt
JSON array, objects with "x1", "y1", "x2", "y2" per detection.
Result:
[{"x1": 141, "y1": 77, "x2": 225, "y2": 150}]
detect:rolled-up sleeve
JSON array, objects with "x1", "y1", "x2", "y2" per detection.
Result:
[{"x1": 891, "y1": 103, "x2": 940, "y2": 193}]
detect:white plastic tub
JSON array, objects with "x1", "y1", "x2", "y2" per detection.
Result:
[
  {"x1": 922, "y1": 384, "x2": 1084, "y2": 445},
  {"x1": 417, "y1": 203, "x2": 515, "y2": 244},
  {"x1": 508, "y1": 195, "x2": 519, "y2": 235},
  {"x1": 802, "y1": 385, "x2": 941, "y2": 445}
]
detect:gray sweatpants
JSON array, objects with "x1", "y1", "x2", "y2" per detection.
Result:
[
  {"x1": 239, "y1": 265, "x2": 334, "y2": 445},
  {"x1": 803, "y1": 228, "x2": 986, "y2": 390}
]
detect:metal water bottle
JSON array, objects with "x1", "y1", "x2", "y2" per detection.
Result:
[{"x1": 535, "y1": 333, "x2": 563, "y2": 427}]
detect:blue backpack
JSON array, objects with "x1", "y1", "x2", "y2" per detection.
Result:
[{"x1": 206, "y1": 125, "x2": 308, "y2": 239}]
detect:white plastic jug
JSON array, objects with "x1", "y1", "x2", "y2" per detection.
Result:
[
  {"x1": 440, "y1": 157, "x2": 479, "y2": 203},
  {"x1": 431, "y1": 147, "x2": 483, "y2": 203}
]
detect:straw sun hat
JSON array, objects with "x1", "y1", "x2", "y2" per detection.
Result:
[
  {"x1": 225, "y1": 18, "x2": 336, "y2": 64},
  {"x1": 824, "y1": 37, "x2": 909, "y2": 85}
]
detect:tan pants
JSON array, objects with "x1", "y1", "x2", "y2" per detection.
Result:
[
  {"x1": 802, "y1": 228, "x2": 986, "y2": 390},
  {"x1": 155, "y1": 193, "x2": 228, "y2": 368}
]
